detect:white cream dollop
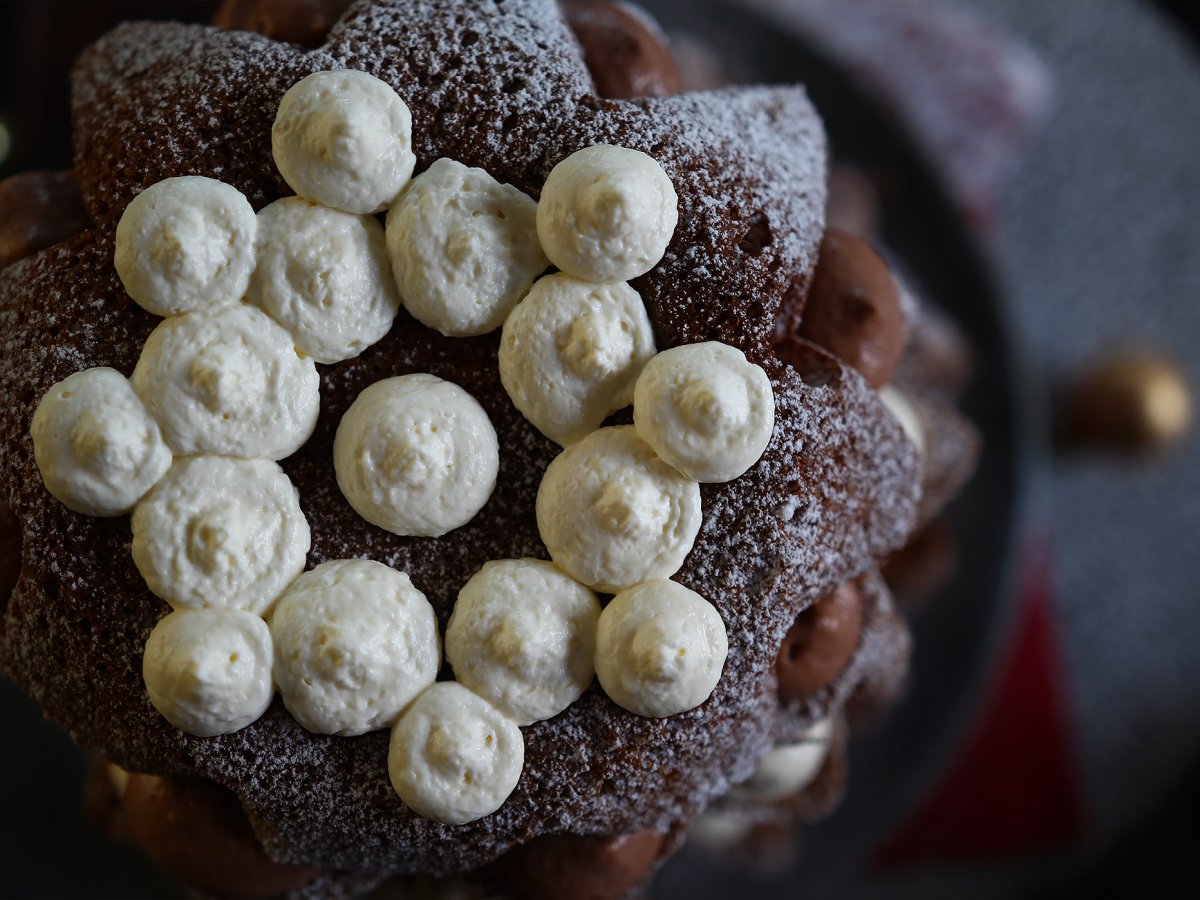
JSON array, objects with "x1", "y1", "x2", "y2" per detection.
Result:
[
  {"x1": 114, "y1": 176, "x2": 257, "y2": 317},
  {"x1": 594, "y1": 579, "x2": 728, "y2": 718},
  {"x1": 334, "y1": 374, "x2": 498, "y2": 537},
  {"x1": 386, "y1": 158, "x2": 548, "y2": 337},
  {"x1": 687, "y1": 808, "x2": 754, "y2": 851},
  {"x1": 142, "y1": 608, "x2": 275, "y2": 737},
  {"x1": 499, "y1": 274, "x2": 656, "y2": 446},
  {"x1": 388, "y1": 681, "x2": 524, "y2": 825},
  {"x1": 130, "y1": 305, "x2": 320, "y2": 460},
  {"x1": 633, "y1": 341, "x2": 775, "y2": 483},
  {"x1": 536, "y1": 426, "x2": 701, "y2": 592},
  {"x1": 445, "y1": 558, "x2": 601, "y2": 726},
  {"x1": 249, "y1": 197, "x2": 400, "y2": 363},
  {"x1": 878, "y1": 385, "x2": 926, "y2": 455},
  {"x1": 131, "y1": 456, "x2": 310, "y2": 614},
  {"x1": 728, "y1": 718, "x2": 834, "y2": 802},
  {"x1": 31, "y1": 368, "x2": 172, "y2": 517},
  {"x1": 536, "y1": 144, "x2": 677, "y2": 283},
  {"x1": 272, "y1": 69, "x2": 416, "y2": 214},
  {"x1": 270, "y1": 559, "x2": 441, "y2": 736}
]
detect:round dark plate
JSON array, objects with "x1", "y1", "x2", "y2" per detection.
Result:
[
  {"x1": 643, "y1": 1, "x2": 1038, "y2": 896},
  {"x1": 0, "y1": 2, "x2": 1036, "y2": 897}
]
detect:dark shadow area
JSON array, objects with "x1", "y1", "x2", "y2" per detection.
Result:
[{"x1": 0, "y1": 2, "x2": 220, "y2": 180}]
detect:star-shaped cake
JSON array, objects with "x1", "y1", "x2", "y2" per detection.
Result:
[{"x1": 0, "y1": 1, "x2": 926, "y2": 896}]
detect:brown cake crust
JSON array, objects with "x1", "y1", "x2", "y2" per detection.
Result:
[
  {"x1": 693, "y1": 576, "x2": 910, "y2": 869},
  {"x1": 0, "y1": 0, "x2": 920, "y2": 878}
]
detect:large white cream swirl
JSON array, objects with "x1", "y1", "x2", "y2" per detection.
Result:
[
  {"x1": 387, "y1": 158, "x2": 547, "y2": 337},
  {"x1": 142, "y1": 608, "x2": 275, "y2": 737},
  {"x1": 130, "y1": 455, "x2": 310, "y2": 614},
  {"x1": 31, "y1": 367, "x2": 172, "y2": 517},
  {"x1": 272, "y1": 70, "x2": 416, "y2": 215},
  {"x1": 633, "y1": 341, "x2": 775, "y2": 483},
  {"x1": 249, "y1": 196, "x2": 401, "y2": 364},
  {"x1": 594, "y1": 579, "x2": 728, "y2": 718},
  {"x1": 445, "y1": 558, "x2": 601, "y2": 726},
  {"x1": 114, "y1": 176, "x2": 257, "y2": 317},
  {"x1": 500, "y1": 273, "x2": 656, "y2": 446},
  {"x1": 536, "y1": 426, "x2": 701, "y2": 592},
  {"x1": 388, "y1": 682, "x2": 524, "y2": 825},
  {"x1": 536, "y1": 144, "x2": 677, "y2": 283},
  {"x1": 130, "y1": 305, "x2": 320, "y2": 460},
  {"x1": 270, "y1": 559, "x2": 441, "y2": 737},
  {"x1": 333, "y1": 374, "x2": 499, "y2": 537}
]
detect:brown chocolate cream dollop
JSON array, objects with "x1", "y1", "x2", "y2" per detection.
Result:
[
  {"x1": 776, "y1": 579, "x2": 864, "y2": 701},
  {"x1": 505, "y1": 829, "x2": 667, "y2": 900},
  {"x1": 793, "y1": 228, "x2": 908, "y2": 389},
  {"x1": 213, "y1": 0, "x2": 354, "y2": 48},
  {"x1": 122, "y1": 774, "x2": 322, "y2": 900},
  {"x1": 882, "y1": 519, "x2": 957, "y2": 610},
  {"x1": 0, "y1": 171, "x2": 91, "y2": 269},
  {"x1": 562, "y1": 0, "x2": 683, "y2": 99}
]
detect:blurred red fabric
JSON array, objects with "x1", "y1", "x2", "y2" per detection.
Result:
[{"x1": 876, "y1": 548, "x2": 1085, "y2": 866}]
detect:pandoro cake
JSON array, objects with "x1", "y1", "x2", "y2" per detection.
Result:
[{"x1": 0, "y1": 1, "x2": 977, "y2": 896}]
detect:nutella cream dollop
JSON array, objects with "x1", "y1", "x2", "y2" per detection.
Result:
[
  {"x1": 120, "y1": 772, "x2": 321, "y2": 900},
  {"x1": 31, "y1": 367, "x2": 172, "y2": 517},
  {"x1": 249, "y1": 196, "x2": 401, "y2": 363},
  {"x1": 114, "y1": 176, "x2": 257, "y2": 317},
  {"x1": 595, "y1": 579, "x2": 728, "y2": 718},
  {"x1": 142, "y1": 609, "x2": 275, "y2": 737},
  {"x1": 386, "y1": 157, "x2": 548, "y2": 337},
  {"x1": 536, "y1": 426, "x2": 701, "y2": 592},
  {"x1": 797, "y1": 229, "x2": 908, "y2": 389},
  {"x1": 445, "y1": 558, "x2": 601, "y2": 725},
  {"x1": 0, "y1": 169, "x2": 91, "y2": 269},
  {"x1": 561, "y1": 0, "x2": 684, "y2": 100},
  {"x1": 388, "y1": 681, "x2": 524, "y2": 825},
  {"x1": 333, "y1": 374, "x2": 499, "y2": 537},
  {"x1": 500, "y1": 273, "x2": 656, "y2": 446},
  {"x1": 633, "y1": 341, "x2": 775, "y2": 483},
  {"x1": 505, "y1": 828, "x2": 667, "y2": 900},
  {"x1": 536, "y1": 144, "x2": 677, "y2": 283},
  {"x1": 131, "y1": 304, "x2": 320, "y2": 460},
  {"x1": 270, "y1": 559, "x2": 441, "y2": 736},
  {"x1": 776, "y1": 580, "x2": 864, "y2": 700},
  {"x1": 272, "y1": 69, "x2": 416, "y2": 215},
  {"x1": 131, "y1": 456, "x2": 310, "y2": 614},
  {"x1": 728, "y1": 718, "x2": 834, "y2": 802},
  {"x1": 213, "y1": 0, "x2": 350, "y2": 48}
]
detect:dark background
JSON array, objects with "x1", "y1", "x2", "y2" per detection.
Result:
[{"x1": 0, "y1": 2, "x2": 220, "y2": 179}]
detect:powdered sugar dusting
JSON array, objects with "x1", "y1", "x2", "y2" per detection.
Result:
[
  {"x1": 74, "y1": 24, "x2": 341, "y2": 226},
  {"x1": 1, "y1": 0, "x2": 922, "y2": 878}
]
